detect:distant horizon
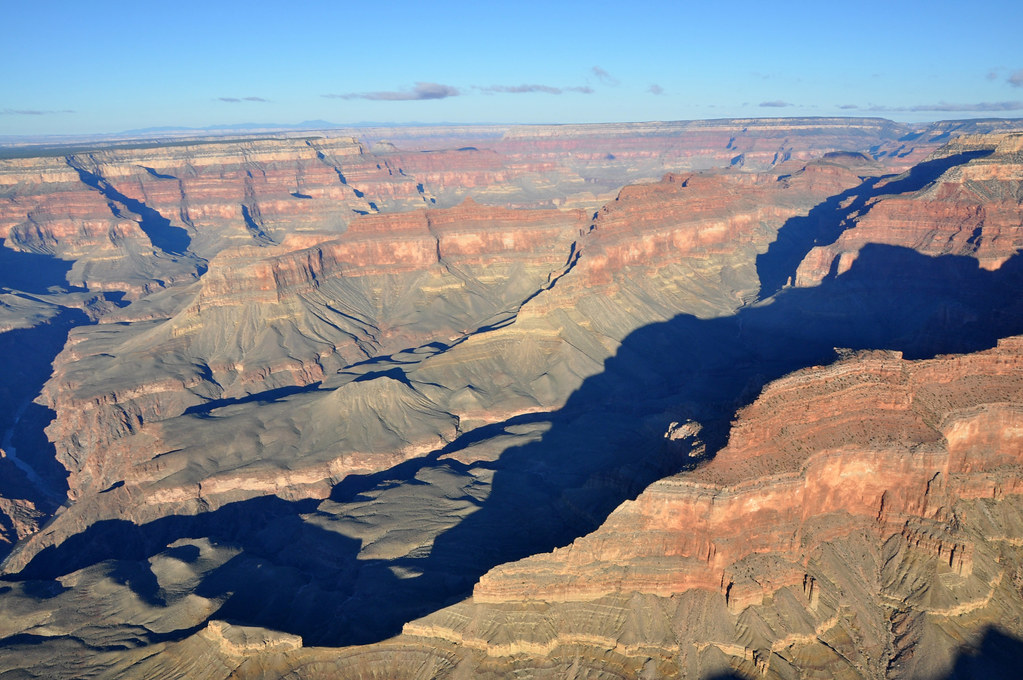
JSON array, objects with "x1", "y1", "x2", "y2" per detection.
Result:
[
  {"x1": 4, "y1": 114, "x2": 1023, "y2": 148},
  {"x1": 4, "y1": 0, "x2": 1022, "y2": 137}
]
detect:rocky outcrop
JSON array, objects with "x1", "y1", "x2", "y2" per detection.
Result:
[
  {"x1": 0, "y1": 461, "x2": 47, "y2": 550},
  {"x1": 391, "y1": 337, "x2": 1023, "y2": 679},
  {"x1": 794, "y1": 133, "x2": 1023, "y2": 286},
  {"x1": 581, "y1": 162, "x2": 865, "y2": 290},
  {"x1": 36, "y1": 199, "x2": 586, "y2": 497},
  {"x1": 0, "y1": 121, "x2": 1022, "y2": 679}
]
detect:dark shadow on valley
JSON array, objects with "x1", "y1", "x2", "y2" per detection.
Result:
[
  {"x1": 938, "y1": 625, "x2": 1023, "y2": 679},
  {"x1": 0, "y1": 244, "x2": 94, "y2": 554},
  {"x1": 6, "y1": 242, "x2": 1023, "y2": 649},
  {"x1": 0, "y1": 309, "x2": 83, "y2": 529},
  {"x1": 0, "y1": 239, "x2": 79, "y2": 295},
  {"x1": 65, "y1": 157, "x2": 193, "y2": 257},
  {"x1": 3, "y1": 144, "x2": 1023, "y2": 649},
  {"x1": 182, "y1": 382, "x2": 324, "y2": 416},
  {"x1": 0, "y1": 245, "x2": 85, "y2": 506},
  {"x1": 756, "y1": 149, "x2": 992, "y2": 297},
  {"x1": 4, "y1": 496, "x2": 371, "y2": 647}
]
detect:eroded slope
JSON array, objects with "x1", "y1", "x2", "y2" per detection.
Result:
[{"x1": 0, "y1": 123, "x2": 1021, "y2": 679}]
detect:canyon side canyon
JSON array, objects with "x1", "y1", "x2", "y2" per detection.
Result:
[{"x1": 0, "y1": 117, "x2": 1022, "y2": 678}]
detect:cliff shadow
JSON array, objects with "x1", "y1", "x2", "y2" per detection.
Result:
[
  {"x1": 3, "y1": 245, "x2": 1022, "y2": 649},
  {"x1": 6, "y1": 404, "x2": 70, "y2": 499},
  {"x1": 940, "y1": 625, "x2": 1023, "y2": 679},
  {"x1": 65, "y1": 158, "x2": 193, "y2": 257},
  {"x1": 315, "y1": 243, "x2": 1023, "y2": 644},
  {"x1": 0, "y1": 310, "x2": 85, "y2": 529},
  {"x1": 0, "y1": 238, "x2": 82, "y2": 294},
  {"x1": 756, "y1": 149, "x2": 993, "y2": 298},
  {"x1": 181, "y1": 382, "x2": 324, "y2": 416},
  {"x1": 3, "y1": 495, "x2": 389, "y2": 647}
]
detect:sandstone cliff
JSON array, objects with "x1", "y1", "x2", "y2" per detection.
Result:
[
  {"x1": 22, "y1": 141, "x2": 891, "y2": 511},
  {"x1": 374, "y1": 338, "x2": 1023, "y2": 679},
  {"x1": 793, "y1": 133, "x2": 1023, "y2": 286},
  {"x1": 0, "y1": 121, "x2": 1021, "y2": 679}
]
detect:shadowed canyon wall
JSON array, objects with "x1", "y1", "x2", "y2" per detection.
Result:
[{"x1": 0, "y1": 120, "x2": 1021, "y2": 678}]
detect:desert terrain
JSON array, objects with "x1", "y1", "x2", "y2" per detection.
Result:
[{"x1": 0, "y1": 117, "x2": 1021, "y2": 678}]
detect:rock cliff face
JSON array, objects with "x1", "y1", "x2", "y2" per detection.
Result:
[
  {"x1": 336, "y1": 339, "x2": 1023, "y2": 679},
  {"x1": 36, "y1": 199, "x2": 586, "y2": 498},
  {"x1": 794, "y1": 133, "x2": 1023, "y2": 286},
  {"x1": 19, "y1": 133, "x2": 893, "y2": 511},
  {"x1": 0, "y1": 120, "x2": 1022, "y2": 679}
]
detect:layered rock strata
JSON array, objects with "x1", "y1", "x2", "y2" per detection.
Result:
[
  {"x1": 27, "y1": 145, "x2": 891, "y2": 517},
  {"x1": 0, "y1": 118, "x2": 992, "y2": 302},
  {"x1": 0, "y1": 122, "x2": 1021, "y2": 679},
  {"x1": 794, "y1": 133, "x2": 1023, "y2": 286},
  {"x1": 386, "y1": 337, "x2": 1023, "y2": 679}
]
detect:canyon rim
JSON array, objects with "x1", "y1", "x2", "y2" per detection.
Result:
[{"x1": 0, "y1": 117, "x2": 1022, "y2": 679}]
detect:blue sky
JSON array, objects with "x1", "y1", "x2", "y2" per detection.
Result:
[{"x1": 3, "y1": 0, "x2": 1022, "y2": 136}]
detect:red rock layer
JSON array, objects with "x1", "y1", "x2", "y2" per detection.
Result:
[
  {"x1": 0, "y1": 137, "x2": 508, "y2": 297},
  {"x1": 580, "y1": 162, "x2": 865, "y2": 289},
  {"x1": 795, "y1": 133, "x2": 1023, "y2": 285},
  {"x1": 379, "y1": 337, "x2": 1023, "y2": 678},
  {"x1": 196, "y1": 197, "x2": 586, "y2": 306},
  {"x1": 38, "y1": 200, "x2": 586, "y2": 497},
  {"x1": 472, "y1": 339, "x2": 1023, "y2": 603}
]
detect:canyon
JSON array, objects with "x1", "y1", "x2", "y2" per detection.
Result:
[{"x1": 0, "y1": 117, "x2": 1021, "y2": 678}]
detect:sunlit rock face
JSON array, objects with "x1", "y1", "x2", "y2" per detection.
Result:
[
  {"x1": 415, "y1": 340, "x2": 1023, "y2": 679},
  {"x1": 35, "y1": 199, "x2": 587, "y2": 500},
  {"x1": 14, "y1": 123, "x2": 894, "y2": 518},
  {"x1": 0, "y1": 119, "x2": 1021, "y2": 679},
  {"x1": 794, "y1": 133, "x2": 1023, "y2": 286}
]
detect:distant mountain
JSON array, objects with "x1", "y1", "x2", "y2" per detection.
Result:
[{"x1": 119, "y1": 120, "x2": 344, "y2": 134}]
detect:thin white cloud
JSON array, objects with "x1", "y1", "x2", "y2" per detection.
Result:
[
  {"x1": 0, "y1": 108, "x2": 75, "y2": 115},
  {"x1": 869, "y1": 101, "x2": 1023, "y2": 112},
  {"x1": 648, "y1": 84, "x2": 664, "y2": 95},
  {"x1": 475, "y1": 84, "x2": 594, "y2": 95},
  {"x1": 323, "y1": 82, "x2": 460, "y2": 101},
  {"x1": 592, "y1": 66, "x2": 619, "y2": 86},
  {"x1": 1008, "y1": 70, "x2": 1023, "y2": 87},
  {"x1": 760, "y1": 100, "x2": 793, "y2": 108}
]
